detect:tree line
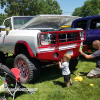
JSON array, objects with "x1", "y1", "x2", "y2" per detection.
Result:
[
  {"x1": 0, "y1": 0, "x2": 62, "y2": 25},
  {"x1": 0, "y1": 0, "x2": 100, "y2": 25},
  {"x1": 72, "y1": 0, "x2": 100, "y2": 17},
  {"x1": 0, "y1": 0, "x2": 62, "y2": 16}
]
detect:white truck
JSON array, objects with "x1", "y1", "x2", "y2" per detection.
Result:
[{"x1": 0, "y1": 15, "x2": 87, "y2": 83}]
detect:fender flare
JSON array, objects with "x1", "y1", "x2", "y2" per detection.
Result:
[{"x1": 14, "y1": 41, "x2": 35, "y2": 57}]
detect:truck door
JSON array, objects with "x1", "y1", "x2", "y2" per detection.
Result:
[{"x1": 1, "y1": 18, "x2": 13, "y2": 53}]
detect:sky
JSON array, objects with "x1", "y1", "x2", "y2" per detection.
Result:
[
  {"x1": 0, "y1": 0, "x2": 87, "y2": 15},
  {"x1": 57, "y1": 0, "x2": 87, "y2": 15}
]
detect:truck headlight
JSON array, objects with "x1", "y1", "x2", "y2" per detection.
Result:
[
  {"x1": 37, "y1": 33, "x2": 50, "y2": 47},
  {"x1": 41, "y1": 34, "x2": 48, "y2": 41},
  {"x1": 41, "y1": 33, "x2": 49, "y2": 45},
  {"x1": 38, "y1": 32, "x2": 56, "y2": 47}
]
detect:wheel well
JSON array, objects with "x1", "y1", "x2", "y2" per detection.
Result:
[{"x1": 15, "y1": 44, "x2": 30, "y2": 55}]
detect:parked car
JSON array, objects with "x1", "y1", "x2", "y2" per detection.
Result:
[
  {"x1": 71, "y1": 15, "x2": 100, "y2": 48},
  {"x1": 0, "y1": 15, "x2": 87, "y2": 83}
]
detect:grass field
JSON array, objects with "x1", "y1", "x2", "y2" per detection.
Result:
[{"x1": 0, "y1": 55, "x2": 100, "y2": 100}]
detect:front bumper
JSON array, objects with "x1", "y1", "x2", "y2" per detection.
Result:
[{"x1": 36, "y1": 45, "x2": 88, "y2": 62}]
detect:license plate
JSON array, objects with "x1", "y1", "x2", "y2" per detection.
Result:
[{"x1": 66, "y1": 50, "x2": 73, "y2": 55}]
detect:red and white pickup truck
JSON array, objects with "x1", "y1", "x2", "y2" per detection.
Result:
[{"x1": 0, "y1": 15, "x2": 87, "y2": 83}]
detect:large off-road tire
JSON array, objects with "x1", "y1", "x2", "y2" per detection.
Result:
[
  {"x1": 0, "y1": 64, "x2": 15, "y2": 78},
  {"x1": 14, "y1": 54, "x2": 40, "y2": 83},
  {"x1": 69, "y1": 58, "x2": 78, "y2": 70},
  {"x1": 0, "y1": 52, "x2": 5, "y2": 64}
]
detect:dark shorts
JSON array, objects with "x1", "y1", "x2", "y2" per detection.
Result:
[{"x1": 63, "y1": 74, "x2": 70, "y2": 83}]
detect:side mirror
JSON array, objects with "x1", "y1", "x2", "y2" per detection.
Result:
[
  {"x1": 0, "y1": 25, "x2": 5, "y2": 31},
  {"x1": 5, "y1": 27, "x2": 10, "y2": 35}
]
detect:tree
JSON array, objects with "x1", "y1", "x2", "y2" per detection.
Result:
[
  {"x1": 72, "y1": 7, "x2": 83, "y2": 17},
  {"x1": 72, "y1": 0, "x2": 100, "y2": 17},
  {"x1": 0, "y1": 0, "x2": 62, "y2": 16},
  {"x1": 24, "y1": 0, "x2": 62, "y2": 15},
  {"x1": 0, "y1": 13, "x2": 8, "y2": 25},
  {"x1": 4, "y1": 0, "x2": 33, "y2": 16}
]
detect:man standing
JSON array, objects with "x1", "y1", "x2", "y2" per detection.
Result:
[{"x1": 79, "y1": 40, "x2": 100, "y2": 78}]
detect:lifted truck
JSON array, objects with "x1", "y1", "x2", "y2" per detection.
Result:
[{"x1": 0, "y1": 15, "x2": 87, "y2": 83}]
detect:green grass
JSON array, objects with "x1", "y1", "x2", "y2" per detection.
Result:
[{"x1": 0, "y1": 56, "x2": 100, "y2": 100}]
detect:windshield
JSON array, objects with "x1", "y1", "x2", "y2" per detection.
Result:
[
  {"x1": 72, "y1": 20, "x2": 87, "y2": 30},
  {"x1": 13, "y1": 17, "x2": 33, "y2": 29}
]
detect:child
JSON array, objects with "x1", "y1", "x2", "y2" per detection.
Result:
[{"x1": 59, "y1": 53, "x2": 73, "y2": 87}]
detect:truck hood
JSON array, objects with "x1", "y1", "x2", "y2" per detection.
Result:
[{"x1": 20, "y1": 15, "x2": 80, "y2": 30}]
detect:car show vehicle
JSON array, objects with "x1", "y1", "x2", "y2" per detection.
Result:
[{"x1": 0, "y1": 15, "x2": 87, "y2": 83}]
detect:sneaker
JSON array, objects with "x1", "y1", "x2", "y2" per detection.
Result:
[
  {"x1": 70, "y1": 83, "x2": 73, "y2": 85},
  {"x1": 87, "y1": 68, "x2": 100, "y2": 78}
]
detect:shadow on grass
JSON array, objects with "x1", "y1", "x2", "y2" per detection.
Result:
[
  {"x1": 14, "y1": 91, "x2": 28, "y2": 99},
  {"x1": 53, "y1": 81, "x2": 65, "y2": 88},
  {"x1": 70, "y1": 68, "x2": 78, "y2": 74},
  {"x1": 79, "y1": 72, "x2": 88, "y2": 76},
  {"x1": 34, "y1": 64, "x2": 62, "y2": 83},
  {"x1": 33, "y1": 64, "x2": 79, "y2": 85},
  {"x1": 5, "y1": 56, "x2": 95, "y2": 83},
  {"x1": 5, "y1": 57, "x2": 77, "y2": 84},
  {"x1": 5, "y1": 58, "x2": 14, "y2": 69},
  {"x1": 0, "y1": 91, "x2": 27, "y2": 100}
]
